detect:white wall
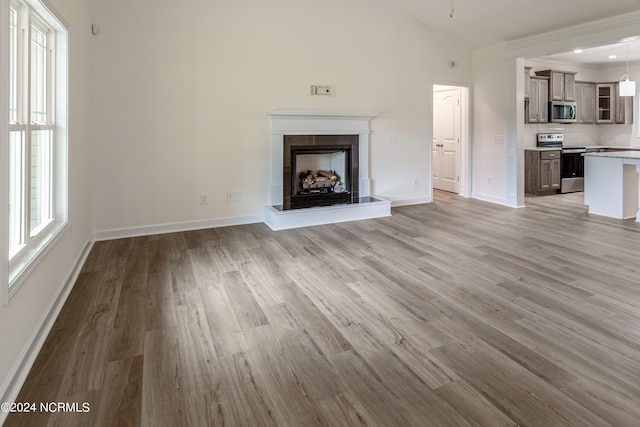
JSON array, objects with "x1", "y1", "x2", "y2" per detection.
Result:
[
  {"x1": 90, "y1": 0, "x2": 473, "y2": 232},
  {"x1": 0, "y1": 0, "x2": 94, "y2": 415},
  {"x1": 471, "y1": 44, "x2": 509, "y2": 204}
]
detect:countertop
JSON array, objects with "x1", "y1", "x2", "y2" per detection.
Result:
[
  {"x1": 526, "y1": 146, "x2": 640, "y2": 152},
  {"x1": 581, "y1": 145, "x2": 640, "y2": 150},
  {"x1": 583, "y1": 150, "x2": 640, "y2": 159}
]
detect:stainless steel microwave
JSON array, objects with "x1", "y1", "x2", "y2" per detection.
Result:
[{"x1": 549, "y1": 101, "x2": 577, "y2": 123}]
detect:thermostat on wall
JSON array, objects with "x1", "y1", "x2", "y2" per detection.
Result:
[{"x1": 310, "y1": 85, "x2": 335, "y2": 96}]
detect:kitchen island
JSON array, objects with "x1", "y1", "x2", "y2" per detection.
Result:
[{"x1": 583, "y1": 150, "x2": 640, "y2": 221}]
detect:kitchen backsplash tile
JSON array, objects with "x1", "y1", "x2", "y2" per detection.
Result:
[{"x1": 524, "y1": 123, "x2": 637, "y2": 147}]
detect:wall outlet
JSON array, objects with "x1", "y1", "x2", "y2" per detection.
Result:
[
  {"x1": 226, "y1": 192, "x2": 242, "y2": 202},
  {"x1": 487, "y1": 176, "x2": 492, "y2": 184},
  {"x1": 413, "y1": 177, "x2": 419, "y2": 187},
  {"x1": 200, "y1": 193, "x2": 209, "y2": 205}
]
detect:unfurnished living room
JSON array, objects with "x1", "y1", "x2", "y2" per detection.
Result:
[{"x1": 2, "y1": 0, "x2": 640, "y2": 426}]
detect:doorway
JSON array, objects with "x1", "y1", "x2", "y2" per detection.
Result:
[{"x1": 433, "y1": 85, "x2": 468, "y2": 196}]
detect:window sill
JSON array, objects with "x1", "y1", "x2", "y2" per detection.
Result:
[{"x1": 7, "y1": 221, "x2": 69, "y2": 302}]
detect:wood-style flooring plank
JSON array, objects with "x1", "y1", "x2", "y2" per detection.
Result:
[
  {"x1": 93, "y1": 356, "x2": 143, "y2": 427},
  {"x1": 434, "y1": 379, "x2": 518, "y2": 427},
  {"x1": 241, "y1": 326, "x2": 333, "y2": 426},
  {"x1": 433, "y1": 341, "x2": 614, "y2": 427}
]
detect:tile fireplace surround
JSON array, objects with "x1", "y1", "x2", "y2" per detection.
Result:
[{"x1": 264, "y1": 110, "x2": 391, "y2": 230}]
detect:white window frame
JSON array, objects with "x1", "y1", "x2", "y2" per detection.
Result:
[{"x1": 1, "y1": 0, "x2": 68, "y2": 304}]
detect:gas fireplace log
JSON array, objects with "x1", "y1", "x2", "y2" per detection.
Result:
[
  {"x1": 302, "y1": 180, "x2": 335, "y2": 189},
  {"x1": 299, "y1": 170, "x2": 339, "y2": 190},
  {"x1": 317, "y1": 170, "x2": 338, "y2": 179}
]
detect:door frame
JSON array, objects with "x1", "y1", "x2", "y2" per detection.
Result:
[{"x1": 432, "y1": 84, "x2": 471, "y2": 198}]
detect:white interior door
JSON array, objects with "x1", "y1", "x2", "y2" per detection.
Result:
[
  {"x1": 433, "y1": 102, "x2": 443, "y2": 190},
  {"x1": 433, "y1": 88, "x2": 461, "y2": 193}
]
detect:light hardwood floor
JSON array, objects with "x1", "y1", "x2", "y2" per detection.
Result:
[{"x1": 6, "y1": 191, "x2": 640, "y2": 426}]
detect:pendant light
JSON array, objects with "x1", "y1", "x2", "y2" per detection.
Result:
[
  {"x1": 449, "y1": 0, "x2": 455, "y2": 18},
  {"x1": 619, "y1": 41, "x2": 635, "y2": 97}
]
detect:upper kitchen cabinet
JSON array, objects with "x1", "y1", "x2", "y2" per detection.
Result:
[
  {"x1": 535, "y1": 70, "x2": 577, "y2": 101},
  {"x1": 574, "y1": 81, "x2": 595, "y2": 124},
  {"x1": 527, "y1": 76, "x2": 549, "y2": 123},
  {"x1": 615, "y1": 83, "x2": 634, "y2": 124},
  {"x1": 596, "y1": 83, "x2": 614, "y2": 123}
]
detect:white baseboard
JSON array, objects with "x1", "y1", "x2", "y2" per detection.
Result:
[
  {"x1": 0, "y1": 239, "x2": 94, "y2": 426},
  {"x1": 471, "y1": 192, "x2": 510, "y2": 207},
  {"x1": 390, "y1": 196, "x2": 433, "y2": 207},
  {"x1": 92, "y1": 214, "x2": 264, "y2": 241}
]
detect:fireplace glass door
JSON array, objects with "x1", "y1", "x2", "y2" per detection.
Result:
[{"x1": 283, "y1": 135, "x2": 359, "y2": 210}]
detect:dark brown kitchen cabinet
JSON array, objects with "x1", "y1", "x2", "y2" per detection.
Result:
[
  {"x1": 527, "y1": 76, "x2": 548, "y2": 123},
  {"x1": 615, "y1": 83, "x2": 634, "y2": 124},
  {"x1": 575, "y1": 81, "x2": 595, "y2": 124},
  {"x1": 525, "y1": 150, "x2": 561, "y2": 195},
  {"x1": 535, "y1": 69, "x2": 576, "y2": 101}
]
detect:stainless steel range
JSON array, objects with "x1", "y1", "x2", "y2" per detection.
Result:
[{"x1": 536, "y1": 133, "x2": 586, "y2": 193}]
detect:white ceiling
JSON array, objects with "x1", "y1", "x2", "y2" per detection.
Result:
[
  {"x1": 392, "y1": 0, "x2": 640, "y2": 49},
  {"x1": 536, "y1": 39, "x2": 640, "y2": 66}
]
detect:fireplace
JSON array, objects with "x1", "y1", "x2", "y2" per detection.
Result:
[
  {"x1": 283, "y1": 135, "x2": 359, "y2": 210},
  {"x1": 264, "y1": 110, "x2": 391, "y2": 230}
]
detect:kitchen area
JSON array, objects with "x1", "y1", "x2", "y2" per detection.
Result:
[{"x1": 523, "y1": 40, "x2": 640, "y2": 221}]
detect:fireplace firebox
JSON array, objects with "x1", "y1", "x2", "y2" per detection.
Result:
[{"x1": 283, "y1": 135, "x2": 359, "y2": 210}]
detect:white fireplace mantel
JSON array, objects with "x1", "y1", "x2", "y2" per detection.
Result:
[
  {"x1": 264, "y1": 110, "x2": 391, "y2": 230},
  {"x1": 267, "y1": 110, "x2": 376, "y2": 205}
]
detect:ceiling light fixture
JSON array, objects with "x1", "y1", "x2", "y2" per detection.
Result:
[
  {"x1": 450, "y1": 0, "x2": 455, "y2": 18},
  {"x1": 574, "y1": 49, "x2": 583, "y2": 54},
  {"x1": 619, "y1": 41, "x2": 636, "y2": 97}
]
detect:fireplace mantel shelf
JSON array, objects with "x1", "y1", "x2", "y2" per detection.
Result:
[
  {"x1": 267, "y1": 111, "x2": 376, "y2": 136},
  {"x1": 267, "y1": 110, "x2": 377, "y2": 119}
]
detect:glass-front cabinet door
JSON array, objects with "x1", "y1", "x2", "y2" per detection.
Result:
[{"x1": 596, "y1": 83, "x2": 615, "y2": 123}]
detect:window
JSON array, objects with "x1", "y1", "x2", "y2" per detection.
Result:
[{"x1": 3, "y1": 0, "x2": 68, "y2": 301}]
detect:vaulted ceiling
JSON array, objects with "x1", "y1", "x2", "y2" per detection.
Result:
[{"x1": 393, "y1": 0, "x2": 640, "y2": 48}]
